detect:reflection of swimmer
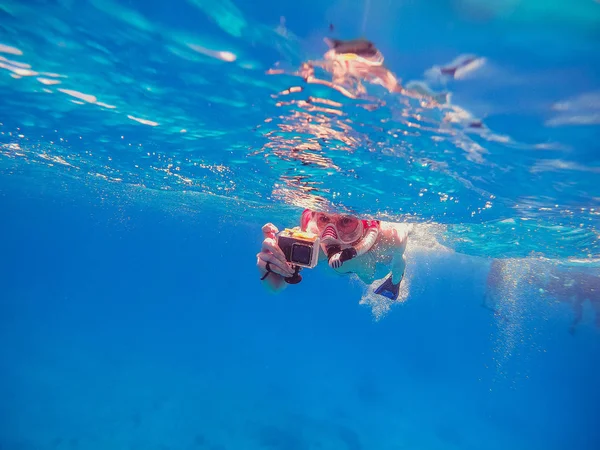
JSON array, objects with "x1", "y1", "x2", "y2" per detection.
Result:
[
  {"x1": 544, "y1": 270, "x2": 600, "y2": 335},
  {"x1": 256, "y1": 210, "x2": 412, "y2": 301},
  {"x1": 300, "y1": 38, "x2": 403, "y2": 98},
  {"x1": 325, "y1": 38, "x2": 402, "y2": 94},
  {"x1": 293, "y1": 37, "x2": 448, "y2": 106}
]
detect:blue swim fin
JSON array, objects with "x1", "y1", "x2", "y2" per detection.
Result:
[{"x1": 374, "y1": 274, "x2": 400, "y2": 300}]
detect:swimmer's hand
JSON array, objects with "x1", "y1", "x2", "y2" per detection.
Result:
[
  {"x1": 390, "y1": 225, "x2": 409, "y2": 249},
  {"x1": 256, "y1": 223, "x2": 295, "y2": 280}
]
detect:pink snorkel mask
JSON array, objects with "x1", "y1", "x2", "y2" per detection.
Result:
[
  {"x1": 300, "y1": 209, "x2": 380, "y2": 269},
  {"x1": 316, "y1": 214, "x2": 364, "y2": 246}
]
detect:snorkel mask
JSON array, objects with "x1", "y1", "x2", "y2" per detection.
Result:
[
  {"x1": 300, "y1": 210, "x2": 380, "y2": 269},
  {"x1": 315, "y1": 213, "x2": 364, "y2": 247}
]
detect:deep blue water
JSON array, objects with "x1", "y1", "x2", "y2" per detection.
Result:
[
  {"x1": 2, "y1": 0, "x2": 600, "y2": 449},
  {"x1": 2, "y1": 183, "x2": 600, "y2": 450}
]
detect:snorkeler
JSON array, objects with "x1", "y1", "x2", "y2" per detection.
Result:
[{"x1": 256, "y1": 209, "x2": 411, "y2": 300}]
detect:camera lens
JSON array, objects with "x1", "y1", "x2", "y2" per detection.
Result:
[{"x1": 291, "y1": 243, "x2": 312, "y2": 266}]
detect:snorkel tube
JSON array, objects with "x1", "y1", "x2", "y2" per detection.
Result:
[{"x1": 326, "y1": 224, "x2": 379, "y2": 269}]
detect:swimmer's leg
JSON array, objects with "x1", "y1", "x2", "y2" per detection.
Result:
[
  {"x1": 374, "y1": 253, "x2": 406, "y2": 301},
  {"x1": 390, "y1": 251, "x2": 406, "y2": 285},
  {"x1": 374, "y1": 275, "x2": 400, "y2": 300}
]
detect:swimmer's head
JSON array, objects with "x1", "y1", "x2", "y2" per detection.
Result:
[
  {"x1": 301, "y1": 209, "x2": 381, "y2": 265},
  {"x1": 301, "y1": 209, "x2": 365, "y2": 260}
]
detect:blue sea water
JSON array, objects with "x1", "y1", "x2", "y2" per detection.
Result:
[{"x1": 1, "y1": 1, "x2": 600, "y2": 449}]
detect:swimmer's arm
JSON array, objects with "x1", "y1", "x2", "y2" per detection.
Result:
[
  {"x1": 380, "y1": 222, "x2": 410, "y2": 284},
  {"x1": 263, "y1": 252, "x2": 328, "y2": 291},
  {"x1": 257, "y1": 223, "x2": 294, "y2": 294},
  {"x1": 261, "y1": 273, "x2": 288, "y2": 293}
]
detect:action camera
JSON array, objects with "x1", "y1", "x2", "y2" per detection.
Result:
[{"x1": 277, "y1": 227, "x2": 320, "y2": 269}]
